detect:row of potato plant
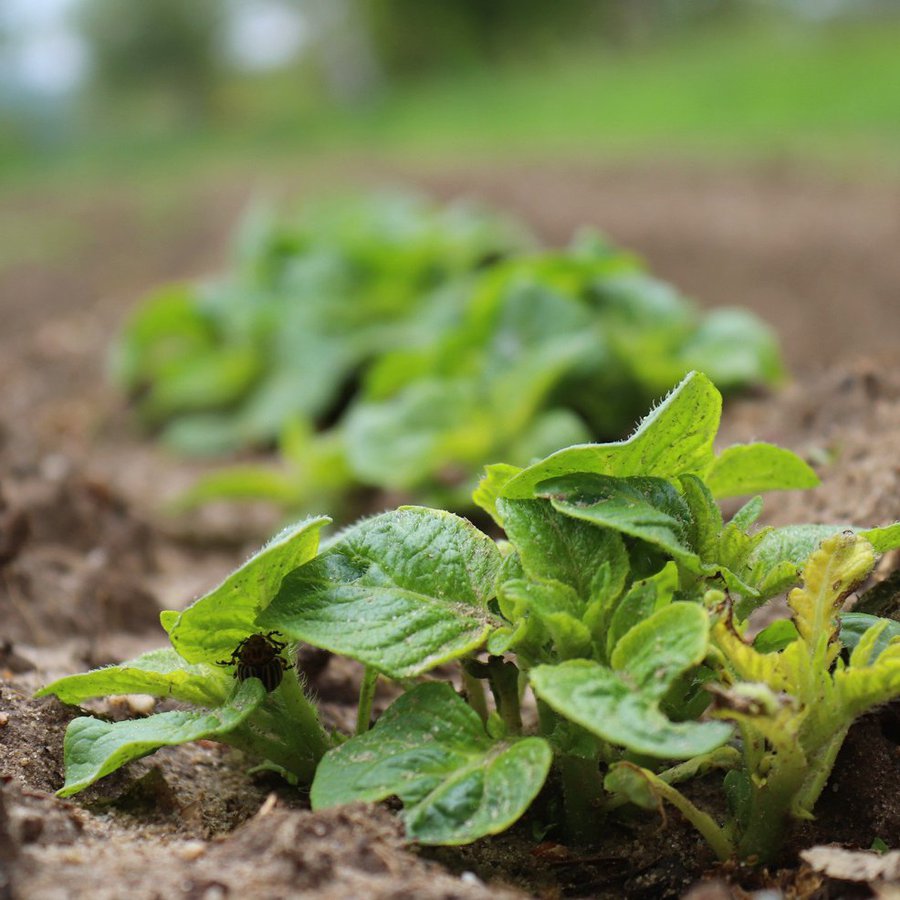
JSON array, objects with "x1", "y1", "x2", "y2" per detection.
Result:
[
  {"x1": 40, "y1": 373, "x2": 900, "y2": 864},
  {"x1": 115, "y1": 193, "x2": 782, "y2": 516}
]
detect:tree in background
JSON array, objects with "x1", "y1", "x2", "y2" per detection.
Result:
[{"x1": 77, "y1": 0, "x2": 224, "y2": 123}]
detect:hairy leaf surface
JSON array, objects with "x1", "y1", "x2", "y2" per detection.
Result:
[
  {"x1": 500, "y1": 371, "x2": 721, "y2": 499},
  {"x1": 165, "y1": 516, "x2": 330, "y2": 664},
  {"x1": 259, "y1": 508, "x2": 502, "y2": 677}
]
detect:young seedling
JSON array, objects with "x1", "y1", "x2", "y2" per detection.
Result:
[
  {"x1": 605, "y1": 531, "x2": 900, "y2": 864},
  {"x1": 40, "y1": 372, "x2": 900, "y2": 861}
]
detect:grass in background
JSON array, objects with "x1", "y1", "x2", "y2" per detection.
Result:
[{"x1": 3, "y1": 17, "x2": 900, "y2": 199}]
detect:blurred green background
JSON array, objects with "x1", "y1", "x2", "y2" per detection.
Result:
[{"x1": 2, "y1": 0, "x2": 900, "y2": 190}]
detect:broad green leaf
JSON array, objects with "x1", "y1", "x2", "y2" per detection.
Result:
[
  {"x1": 705, "y1": 444, "x2": 818, "y2": 499},
  {"x1": 500, "y1": 371, "x2": 721, "y2": 499},
  {"x1": 472, "y1": 463, "x2": 523, "y2": 526},
  {"x1": 508, "y1": 408, "x2": 593, "y2": 469},
  {"x1": 36, "y1": 649, "x2": 228, "y2": 707},
  {"x1": 259, "y1": 507, "x2": 502, "y2": 678},
  {"x1": 745, "y1": 523, "x2": 900, "y2": 601},
  {"x1": 343, "y1": 379, "x2": 490, "y2": 490},
  {"x1": 742, "y1": 524, "x2": 848, "y2": 598},
  {"x1": 497, "y1": 578, "x2": 592, "y2": 660},
  {"x1": 310, "y1": 683, "x2": 552, "y2": 845},
  {"x1": 58, "y1": 678, "x2": 265, "y2": 797},
  {"x1": 729, "y1": 496, "x2": 764, "y2": 531},
  {"x1": 841, "y1": 613, "x2": 900, "y2": 662},
  {"x1": 497, "y1": 498, "x2": 628, "y2": 603},
  {"x1": 846, "y1": 619, "x2": 894, "y2": 668},
  {"x1": 166, "y1": 515, "x2": 330, "y2": 664},
  {"x1": 678, "y1": 474, "x2": 723, "y2": 565},
  {"x1": 863, "y1": 523, "x2": 900, "y2": 554},
  {"x1": 537, "y1": 474, "x2": 698, "y2": 567},
  {"x1": 174, "y1": 466, "x2": 303, "y2": 509},
  {"x1": 753, "y1": 620, "x2": 799, "y2": 654},
  {"x1": 112, "y1": 283, "x2": 215, "y2": 391},
  {"x1": 530, "y1": 603, "x2": 732, "y2": 758},
  {"x1": 141, "y1": 346, "x2": 262, "y2": 424},
  {"x1": 606, "y1": 575, "x2": 667, "y2": 660}
]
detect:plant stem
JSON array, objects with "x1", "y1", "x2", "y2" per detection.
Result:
[
  {"x1": 793, "y1": 725, "x2": 849, "y2": 817},
  {"x1": 278, "y1": 669, "x2": 331, "y2": 760},
  {"x1": 559, "y1": 754, "x2": 604, "y2": 844},
  {"x1": 735, "y1": 747, "x2": 807, "y2": 864},
  {"x1": 225, "y1": 723, "x2": 320, "y2": 783},
  {"x1": 603, "y1": 746, "x2": 741, "y2": 813},
  {"x1": 462, "y1": 668, "x2": 489, "y2": 724},
  {"x1": 637, "y1": 768, "x2": 734, "y2": 862},
  {"x1": 488, "y1": 657, "x2": 522, "y2": 734},
  {"x1": 355, "y1": 666, "x2": 379, "y2": 735}
]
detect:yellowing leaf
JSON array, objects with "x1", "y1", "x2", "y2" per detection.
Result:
[{"x1": 788, "y1": 532, "x2": 875, "y2": 662}]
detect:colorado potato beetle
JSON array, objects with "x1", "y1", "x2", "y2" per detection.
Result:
[{"x1": 217, "y1": 631, "x2": 289, "y2": 692}]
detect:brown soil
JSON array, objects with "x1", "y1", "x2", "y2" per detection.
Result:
[{"x1": 1, "y1": 160, "x2": 898, "y2": 899}]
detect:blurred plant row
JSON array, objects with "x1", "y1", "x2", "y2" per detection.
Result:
[{"x1": 115, "y1": 192, "x2": 782, "y2": 519}]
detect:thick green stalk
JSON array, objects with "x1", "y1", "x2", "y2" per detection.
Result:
[
  {"x1": 603, "y1": 746, "x2": 741, "y2": 814},
  {"x1": 635, "y1": 769, "x2": 734, "y2": 862},
  {"x1": 355, "y1": 666, "x2": 379, "y2": 735},
  {"x1": 735, "y1": 745, "x2": 807, "y2": 864},
  {"x1": 461, "y1": 668, "x2": 489, "y2": 724},
  {"x1": 559, "y1": 754, "x2": 605, "y2": 844},
  {"x1": 276, "y1": 669, "x2": 331, "y2": 760},
  {"x1": 487, "y1": 657, "x2": 522, "y2": 734},
  {"x1": 793, "y1": 725, "x2": 850, "y2": 816},
  {"x1": 225, "y1": 723, "x2": 320, "y2": 783}
]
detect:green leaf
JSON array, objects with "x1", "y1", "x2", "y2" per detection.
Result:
[
  {"x1": 166, "y1": 515, "x2": 330, "y2": 664},
  {"x1": 500, "y1": 371, "x2": 721, "y2": 499},
  {"x1": 58, "y1": 679, "x2": 265, "y2": 797},
  {"x1": 678, "y1": 474, "x2": 723, "y2": 565},
  {"x1": 310, "y1": 683, "x2": 552, "y2": 845},
  {"x1": 537, "y1": 474, "x2": 699, "y2": 567},
  {"x1": 840, "y1": 613, "x2": 900, "y2": 661},
  {"x1": 259, "y1": 508, "x2": 502, "y2": 678},
  {"x1": 752, "y1": 620, "x2": 799, "y2": 654},
  {"x1": 606, "y1": 575, "x2": 668, "y2": 659},
  {"x1": 497, "y1": 497, "x2": 628, "y2": 603},
  {"x1": 343, "y1": 379, "x2": 490, "y2": 490},
  {"x1": 497, "y1": 578, "x2": 592, "y2": 660},
  {"x1": 729, "y1": 496, "x2": 764, "y2": 531},
  {"x1": 36, "y1": 648, "x2": 228, "y2": 707},
  {"x1": 705, "y1": 444, "x2": 818, "y2": 499},
  {"x1": 742, "y1": 524, "x2": 848, "y2": 598},
  {"x1": 863, "y1": 523, "x2": 900, "y2": 554},
  {"x1": 530, "y1": 603, "x2": 732, "y2": 758},
  {"x1": 745, "y1": 523, "x2": 900, "y2": 601},
  {"x1": 678, "y1": 308, "x2": 784, "y2": 389},
  {"x1": 473, "y1": 464, "x2": 523, "y2": 526}
]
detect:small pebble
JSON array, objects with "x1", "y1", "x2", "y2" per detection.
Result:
[
  {"x1": 125, "y1": 694, "x2": 156, "y2": 716},
  {"x1": 0, "y1": 712, "x2": 9, "y2": 726},
  {"x1": 175, "y1": 840, "x2": 207, "y2": 861}
]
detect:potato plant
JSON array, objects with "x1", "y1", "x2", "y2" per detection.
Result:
[
  {"x1": 115, "y1": 193, "x2": 782, "y2": 515},
  {"x1": 39, "y1": 373, "x2": 900, "y2": 862}
]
